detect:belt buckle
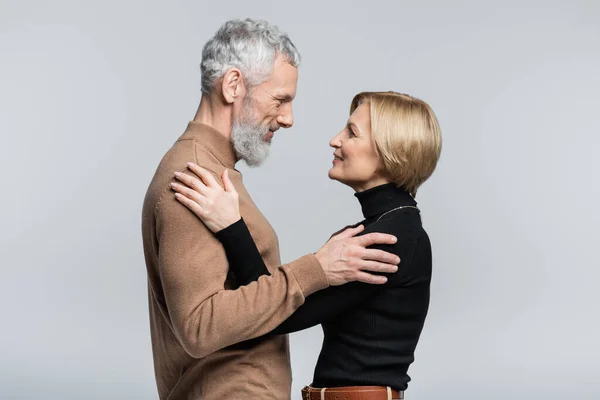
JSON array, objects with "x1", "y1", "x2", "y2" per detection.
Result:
[{"x1": 302, "y1": 386, "x2": 311, "y2": 400}]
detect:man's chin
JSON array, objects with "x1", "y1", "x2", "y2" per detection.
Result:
[
  {"x1": 244, "y1": 157, "x2": 266, "y2": 168},
  {"x1": 244, "y1": 158, "x2": 265, "y2": 168},
  {"x1": 242, "y1": 147, "x2": 270, "y2": 167}
]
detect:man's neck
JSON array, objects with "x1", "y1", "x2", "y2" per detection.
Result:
[{"x1": 193, "y1": 95, "x2": 232, "y2": 139}]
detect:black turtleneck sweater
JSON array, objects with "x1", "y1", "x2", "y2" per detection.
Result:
[{"x1": 215, "y1": 183, "x2": 432, "y2": 391}]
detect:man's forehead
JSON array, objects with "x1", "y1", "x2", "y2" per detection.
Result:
[{"x1": 266, "y1": 60, "x2": 298, "y2": 90}]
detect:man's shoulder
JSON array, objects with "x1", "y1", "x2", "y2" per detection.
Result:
[{"x1": 145, "y1": 137, "x2": 231, "y2": 215}]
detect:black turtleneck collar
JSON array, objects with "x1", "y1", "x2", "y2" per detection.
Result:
[{"x1": 354, "y1": 183, "x2": 417, "y2": 220}]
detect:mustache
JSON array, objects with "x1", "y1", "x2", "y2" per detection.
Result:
[{"x1": 261, "y1": 125, "x2": 279, "y2": 137}]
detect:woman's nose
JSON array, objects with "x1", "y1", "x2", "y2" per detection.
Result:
[{"x1": 329, "y1": 132, "x2": 343, "y2": 148}]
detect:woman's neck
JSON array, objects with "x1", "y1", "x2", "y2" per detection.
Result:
[{"x1": 351, "y1": 177, "x2": 392, "y2": 193}]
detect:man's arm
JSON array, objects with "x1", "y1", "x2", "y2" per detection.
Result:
[
  {"x1": 156, "y1": 195, "x2": 328, "y2": 359},
  {"x1": 161, "y1": 163, "x2": 401, "y2": 358},
  {"x1": 215, "y1": 218, "x2": 413, "y2": 335}
]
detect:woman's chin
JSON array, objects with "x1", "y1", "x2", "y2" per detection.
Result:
[{"x1": 328, "y1": 168, "x2": 340, "y2": 181}]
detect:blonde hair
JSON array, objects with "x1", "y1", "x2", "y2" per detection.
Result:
[{"x1": 350, "y1": 91, "x2": 442, "y2": 197}]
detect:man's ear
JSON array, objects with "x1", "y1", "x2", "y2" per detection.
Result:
[{"x1": 221, "y1": 68, "x2": 245, "y2": 104}]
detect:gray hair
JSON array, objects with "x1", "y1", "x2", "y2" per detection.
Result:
[{"x1": 200, "y1": 18, "x2": 301, "y2": 94}]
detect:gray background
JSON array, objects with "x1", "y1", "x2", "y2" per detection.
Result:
[{"x1": 1, "y1": 0, "x2": 599, "y2": 399}]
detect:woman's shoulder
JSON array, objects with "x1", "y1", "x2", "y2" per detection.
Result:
[
  {"x1": 367, "y1": 212, "x2": 432, "y2": 284},
  {"x1": 370, "y1": 209, "x2": 425, "y2": 237},
  {"x1": 365, "y1": 210, "x2": 430, "y2": 258}
]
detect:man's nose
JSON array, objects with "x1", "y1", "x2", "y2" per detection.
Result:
[{"x1": 277, "y1": 103, "x2": 294, "y2": 128}]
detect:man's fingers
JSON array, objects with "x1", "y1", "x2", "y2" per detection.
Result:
[
  {"x1": 357, "y1": 232, "x2": 397, "y2": 247},
  {"x1": 335, "y1": 224, "x2": 364, "y2": 240},
  {"x1": 361, "y1": 248, "x2": 400, "y2": 265},
  {"x1": 186, "y1": 162, "x2": 220, "y2": 188},
  {"x1": 359, "y1": 260, "x2": 398, "y2": 274},
  {"x1": 173, "y1": 171, "x2": 209, "y2": 196},
  {"x1": 353, "y1": 271, "x2": 387, "y2": 285}
]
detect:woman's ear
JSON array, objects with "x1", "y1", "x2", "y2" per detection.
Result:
[{"x1": 221, "y1": 68, "x2": 245, "y2": 104}]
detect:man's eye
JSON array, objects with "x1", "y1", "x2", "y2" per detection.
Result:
[{"x1": 348, "y1": 128, "x2": 355, "y2": 137}]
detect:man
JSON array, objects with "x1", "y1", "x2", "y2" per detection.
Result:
[{"x1": 141, "y1": 19, "x2": 400, "y2": 400}]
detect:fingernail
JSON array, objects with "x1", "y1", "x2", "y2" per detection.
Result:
[
  {"x1": 395, "y1": 257, "x2": 401, "y2": 264},
  {"x1": 174, "y1": 171, "x2": 181, "y2": 177},
  {"x1": 170, "y1": 182, "x2": 176, "y2": 187},
  {"x1": 391, "y1": 237, "x2": 397, "y2": 243}
]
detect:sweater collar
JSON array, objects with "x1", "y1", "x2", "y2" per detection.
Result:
[
  {"x1": 178, "y1": 121, "x2": 237, "y2": 169},
  {"x1": 354, "y1": 183, "x2": 417, "y2": 219}
]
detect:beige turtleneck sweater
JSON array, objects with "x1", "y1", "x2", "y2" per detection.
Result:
[{"x1": 141, "y1": 122, "x2": 329, "y2": 400}]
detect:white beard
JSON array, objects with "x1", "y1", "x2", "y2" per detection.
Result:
[{"x1": 231, "y1": 99, "x2": 271, "y2": 167}]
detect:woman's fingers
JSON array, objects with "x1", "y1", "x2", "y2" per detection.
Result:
[
  {"x1": 174, "y1": 193, "x2": 205, "y2": 218},
  {"x1": 187, "y1": 163, "x2": 220, "y2": 188},
  {"x1": 170, "y1": 182, "x2": 206, "y2": 205},
  {"x1": 174, "y1": 171, "x2": 209, "y2": 196},
  {"x1": 222, "y1": 169, "x2": 238, "y2": 195}
]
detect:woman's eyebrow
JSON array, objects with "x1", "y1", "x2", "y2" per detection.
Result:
[{"x1": 347, "y1": 122, "x2": 361, "y2": 134}]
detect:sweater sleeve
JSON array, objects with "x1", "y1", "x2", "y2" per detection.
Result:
[
  {"x1": 271, "y1": 222, "x2": 423, "y2": 334},
  {"x1": 214, "y1": 218, "x2": 271, "y2": 284},
  {"x1": 213, "y1": 218, "x2": 419, "y2": 335},
  {"x1": 155, "y1": 192, "x2": 329, "y2": 359}
]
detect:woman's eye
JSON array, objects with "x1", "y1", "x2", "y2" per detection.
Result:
[{"x1": 348, "y1": 128, "x2": 355, "y2": 137}]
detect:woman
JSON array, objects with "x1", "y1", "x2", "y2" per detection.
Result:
[{"x1": 171, "y1": 91, "x2": 441, "y2": 399}]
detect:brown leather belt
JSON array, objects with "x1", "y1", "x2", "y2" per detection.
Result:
[{"x1": 302, "y1": 385, "x2": 404, "y2": 400}]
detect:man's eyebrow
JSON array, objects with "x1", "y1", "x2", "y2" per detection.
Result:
[{"x1": 275, "y1": 93, "x2": 294, "y2": 101}]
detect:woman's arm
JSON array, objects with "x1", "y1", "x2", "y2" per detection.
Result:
[
  {"x1": 215, "y1": 218, "x2": 271, "y2": 284},
  {"x1": 214, "y1": 219, "x2": 420, "y2": 335},
  {"x1": 169, "y1": 162, "x2": 409, "y2": 332},
  {"x1": 213, "y1": 218, "x2": 381, "y2": 331}
]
